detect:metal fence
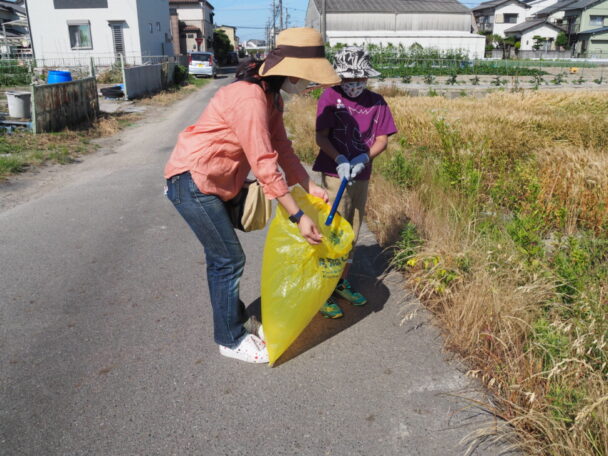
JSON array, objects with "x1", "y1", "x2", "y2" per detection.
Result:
[
  {"x1": 321, "y1": 47, "x2": 608, "y2": 81},
  {"x1": 0, "y1": 54, "x2": 187, "y2": 87},
  {"x1": 490, "y1": 49, "x2": 608, "y2": 60}
]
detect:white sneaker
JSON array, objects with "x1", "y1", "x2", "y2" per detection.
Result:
[{"x1": 219, "y1": 334, "x2": 269, "y2": 364}]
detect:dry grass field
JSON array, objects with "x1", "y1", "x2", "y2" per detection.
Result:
[{"x1": 285, "y1": 90, "x2": 608, "y2": 455}]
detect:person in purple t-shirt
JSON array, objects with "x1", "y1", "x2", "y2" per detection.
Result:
[{"x1": 312, "y1": 46, "x2": 398, "y2": 319}]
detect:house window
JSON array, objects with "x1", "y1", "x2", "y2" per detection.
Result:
[
  {"x1": 54, "y1": 0, "x2": 108, "y2": 8},
  {"x1": 68, "y1": 21, "x2": 92, "y2": 49},
  {"x1": 149, "y1": 23, "x2": 153, "y2": 33},
  {"x1": 156, "y1": 22, "x2": 161, "y2": 32},
  {"x1": 109, "y1": 22, "x2": 125, "y2": 57},
  {"x1": 504, "y1": 14, "x2": 518, "y2": 24},
  {"x1": 589, "y1": 15, "x2": 608, "y2": 26}
]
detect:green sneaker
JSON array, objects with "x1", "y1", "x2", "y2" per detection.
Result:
[
  {"x1": 334, "y1": 279, "x2": 367, "y2": 305},
  {"x1": 319, "y1": 296, "x2": 343, "y2": 319}
]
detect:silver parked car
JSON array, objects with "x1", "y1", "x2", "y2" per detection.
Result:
[{"x1": 189, "y1": 52, "x2": 218, "y2": 78}]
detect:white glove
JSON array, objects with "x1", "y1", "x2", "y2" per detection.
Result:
[
  {"x1": 350, "y1": 153, "x2": 370, "y2": 179},
  {"x1": 335, "y1": 154, "x2": 351, "y2": 182}
]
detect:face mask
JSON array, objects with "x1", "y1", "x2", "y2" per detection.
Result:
[
  {"x1": 281, "y1": 78, "x2": 309, "y2": 94},
  {"x1": 341, "y1": 81, "x2": 366, "y2": 98}
]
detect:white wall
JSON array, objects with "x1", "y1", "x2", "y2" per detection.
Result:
[
  {"x1": 136, "y1": 0, "x2": 173, "y2": 56},
  {"x1": 175, "y1": 6, "x2": 202, "y2": 21},
  {"x1": 327, "y1": 31, "x2": 486, "y2": 58},
  {"x1": 327, "y1": 12, "x2": 472, "y2": 32},
  {"x1": 175, "y1": 4, "x2": 213, "y2": 50},
  {"x1": 519, "y1": 24, "x2": 560, "y2": 50},
  {"x1": 30, "y1": 0, "x2": 141, "y2": 60},
  {"x1": 493, "y1": 1, "x2": 530, "y2": 37},
  {"x1": 548, "y1": 10, "x2": 566, "y2": 23}
]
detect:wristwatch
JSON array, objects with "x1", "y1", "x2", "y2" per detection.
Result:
[{"x1": 289, "y1": 209, "x2": 305, "y2": 224}]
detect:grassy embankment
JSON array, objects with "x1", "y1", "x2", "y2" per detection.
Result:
[
  {"x1": 0, "y1": 113, "x2": 140, "y2": 179},
  {"x1": 285, "y1": 91, "x2": 608, "y2": 455}
]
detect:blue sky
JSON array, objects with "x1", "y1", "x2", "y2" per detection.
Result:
[
  {"x1": 214, "y1": 0, "x2": 484, "y2": 42},
  {"x1": 214, "y1": 1, "x2": 311, "y2": 42}
]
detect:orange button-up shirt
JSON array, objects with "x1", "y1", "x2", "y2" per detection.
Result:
[{"x1": 164, "y1": 81, "x2": 308, "y2": 201}]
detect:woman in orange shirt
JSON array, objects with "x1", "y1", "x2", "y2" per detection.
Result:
[{"x1": 164, "y1": 28, "x2": 340, "y2": 364}]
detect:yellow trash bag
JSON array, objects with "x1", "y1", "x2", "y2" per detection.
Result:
[{"x1": 261, "y1": 185, "x2": 354, "y2": 365}]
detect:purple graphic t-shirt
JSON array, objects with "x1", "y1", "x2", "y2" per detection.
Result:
[{"x1": 312, "y1": 86, "x2": 397, "y2": 181}]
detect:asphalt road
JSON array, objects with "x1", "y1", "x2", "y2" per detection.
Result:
[{"x1": 0, "y1": 78, "x2": 508, "y2": 455}]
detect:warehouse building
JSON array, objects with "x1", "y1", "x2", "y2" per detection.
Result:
[{"x1": 305, "y1": 0, "x2": 486, "y2": 57}]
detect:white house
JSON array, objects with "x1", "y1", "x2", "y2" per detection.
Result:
[
  {"x1": 473, "y1": 0, "x2": 532, "y2": 36},
  {"x1": 306, "y1": 0, "x2": 486, "y2": 58},
  {"x1": 169, "y1": 0, "x2": 214, "y2": 53},
  {"x1": 504, "y1": 18, "x2": 565, "y2": 49},
  {"x1": 473, "y1": 0, "x2": 568, "y2": 50},
  {"x1": 28, "y1": 0, "x2": 173, "y2": 63}
]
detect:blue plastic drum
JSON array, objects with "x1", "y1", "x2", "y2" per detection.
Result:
[{"x1": 47, "y1": 70, "x2": 73, "y2": 84}]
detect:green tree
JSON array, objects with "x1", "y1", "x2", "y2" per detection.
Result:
[
  {"x1": 532, "y1": 35, "x2": 547, "y2": 50},
  {"x1": 213, "y1": 29, "x2": 233, "y2": 65},
  {"x1": 555, "y1": 32, "x2": 569, "y2": 50},
  {"x1": 492, "y1": 34, "x2": 518, "y2": 59}
]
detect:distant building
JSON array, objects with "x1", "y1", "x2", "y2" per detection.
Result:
[
  {"x1": 217, "y1": 25, "x2": 238, "y2": 50},
  {"x1": 565, "y1": 0, "x2": 608, "y2": 56},
  {"x1": 28, "y1": 0, "x2": 173, "y2": 61},
  {"x1": 169, "y1": 0, "x2": 214, "y2": 53},
  {"x1": 306, "y1": 0, "x2": 485, "y2": 57},
  {"x1": 504, "y1": 18, "x2": 565, "y2": 49},
  {"x1": 0, "y1": 0, "x2": 29, "y2": 57},
  {"x1": 473, "y1": 0, "x2": 532, "y2": 36},
  {"x1": 244, "y1": 39, "x2": 266, "y2": 51}
]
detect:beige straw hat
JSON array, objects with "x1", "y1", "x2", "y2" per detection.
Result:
[{"x1": 259, "y1": 27, "x2": 341, "y2": 86}]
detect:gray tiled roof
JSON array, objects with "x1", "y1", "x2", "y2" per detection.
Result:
[
  {"x1": 472, "y1": 0, "x2": 530, "y2": 11},
  {"x1": 535, "y1": 0, "x2": 578, "y2": 16},
  {"x1": 577, "y1": 25, "x2": 608, "y2": 34},
  {"x1": 504, "y1": 18, "x2": 565, "y2": 32},
  {"x1": 563, "y1": 0, "x2": 602, "y2": 10},
  {"x1": 312, "y1": 0, "x2": 470, "y2": 14},
  {"x1": 504, "y1": 18, "x2": 546, "y2": 32}
]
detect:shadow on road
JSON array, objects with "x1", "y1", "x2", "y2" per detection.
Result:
[
  {"x1": 218, "y1": 66, "x2": 237, "y2": 77},
  {"x1": 246, "y1": 241, "x2": 392, "y2": 366}
]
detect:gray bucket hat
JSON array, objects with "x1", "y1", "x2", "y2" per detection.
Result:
[{"x1": 333, "y1": 46, "x2": 380, "y2": 78}]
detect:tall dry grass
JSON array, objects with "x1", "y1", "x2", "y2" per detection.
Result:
[{"x1": 285, "y1": 91, "x2": 608, "y2": 455}]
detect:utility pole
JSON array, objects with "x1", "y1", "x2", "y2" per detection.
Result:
[
  {"x1": 24, "y1": 0, "x2": 35, "y2": 59},
  {"x1": 272, "y1": 0, "x2": 276, "y2": 48},
  {"x1": 321, "y1": 0, "x2": 326, "y2": 43},
  {"x1": 279, "y1": 0, "x2": 283, "y2": 30}
]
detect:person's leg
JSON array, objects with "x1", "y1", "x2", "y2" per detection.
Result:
[
  {"x1": 334, "y1": 179, "x2": 369, "y2": 305},
  {"x1": 319, "y1": 174, "x2": 346, "y2": 317},
  {"x1": 166, "y1": 172, "x2": 248, "y2": 347}
]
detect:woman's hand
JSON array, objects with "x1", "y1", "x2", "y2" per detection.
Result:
[
  {"x1": 298, "y1": 214, "x2": 322, "y2": 245},
  {"x1": 307, "y1": 181, "x2": 329, "y2": 203}
]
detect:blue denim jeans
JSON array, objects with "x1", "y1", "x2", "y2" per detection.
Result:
[{"x1": 166, "y1": 172, "x2": 247, "y2": 348}]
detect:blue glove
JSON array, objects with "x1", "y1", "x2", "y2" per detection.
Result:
[
  {"x1": 335, "y1": 154, "x2": 351, "y2": 182},
  {"x1": 350, "y1": 153, "x2": 370, "y2": 179}
]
